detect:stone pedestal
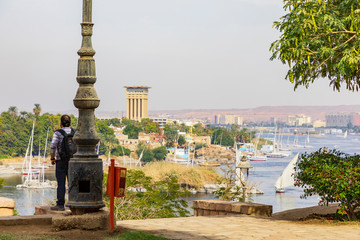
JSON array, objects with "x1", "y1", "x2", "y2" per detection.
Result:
[{"x1": 52, "y1": 210, "x2": 110, "y2": 230}]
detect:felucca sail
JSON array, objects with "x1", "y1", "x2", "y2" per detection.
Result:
[{"x1": 274, "y1": 153, "x2": 299, "y2": 192}]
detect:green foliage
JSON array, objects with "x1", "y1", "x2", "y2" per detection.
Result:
[
  {"x1": 195, "y1": 143, "x2": 205, "y2": 150},
  {"x1": 104, "y1": 169, "x2": 190, "y2": 220},
  {"x1": 192, "y1": 123, "x2": 211, "y2": 136},
  {"x1": 0, "y1": 108, "x2": 67, "y2": 157},
  {"x1": 123, "y1": 125, "x2": 142, "y2": 139},
  {"x1": 140, "y1": 118, "x2": 160, "y2": 133},
  {"x1": 164, "y1": 124, "x2": 178, "y2": 147},
  {"x1": 213, "y1": 165, "x2": 251, "y2": 202},
  {"x1": 144, "y1": 122, "x2": 159, "y2": 133},
  {"x1": 177, "y1": 135, "x2": 186, "y2": 146},
  {"x1": 105, "y1": 232, "x2": 170, "y2": 240},
  {"x1": 271, "y1": 0, "x2": 360, "y2": 91},
  {"x1": 0, "y1": 178, "x2": 6, "y2": 189},
  {"x1": 96, "y1": 119, "x2": 119, "y2": 155},
  {"x1": 0, "y1": 107, "x2": 121, "y2": 157},
  {"x1": 152, "y1": 146, "x2": 168, "y2": 160},
  {"x1": 211, "y1": 127, "x2": 255, "y2": 147},
  {"x1": 211, "y1": 128, "x2": 234, "y2": 146},
  {"x1": 33, "y1": 104, "x2": 41, "y2": 116},
  {"x1": 295, "y1": 148, "x2": 360, "y2": 221},
  {"x1": 111, "y1": 145, "x2": 131, "y2": 156},
  {"x1": 136, "y1": 144, "x2": 168, "y2": 162}
]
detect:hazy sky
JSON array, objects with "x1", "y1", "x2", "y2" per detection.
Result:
[{"x1": 1, "y1": 0, "x2": 360, "y2": 114}]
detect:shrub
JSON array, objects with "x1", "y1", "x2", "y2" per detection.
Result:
[
  {"x1": 103, "y1": 169, "x2": 189, "y2": 220},
  {"x1": 295, "y1": 148, "x2": 360, "y2": 221}
]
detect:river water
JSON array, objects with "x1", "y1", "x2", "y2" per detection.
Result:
[{"x1": 1, "y1": 133, "x2": 359, "y2": 215}]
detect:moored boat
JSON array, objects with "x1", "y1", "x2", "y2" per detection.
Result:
[{"x1": 274, "y1": 153, "x2": 299, "y2": 193}]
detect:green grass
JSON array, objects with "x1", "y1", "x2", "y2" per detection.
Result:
[{"x1": 106, "y1": 232, "x2": 170, "y2": 240}]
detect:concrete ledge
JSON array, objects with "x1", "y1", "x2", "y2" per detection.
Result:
[
  {"x1": 193, "y1": 200, "x2": 272, "y2": 217},
  {"x1": 52, "y1": 210, "x2": 110, "y2": 230},
  {"x1": 0, "y1": 215, "x2": 53, "y2": 226},
  {"x1": 35, "y1": 205, "x2": 71, "y2": 215}
]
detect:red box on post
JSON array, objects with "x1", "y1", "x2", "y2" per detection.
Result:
[{"x1": 106, "y1": 165, "x2": 127, "y2": 197}]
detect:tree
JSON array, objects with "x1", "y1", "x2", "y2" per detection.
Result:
[
  {"x1": 96, "y1": 119, "x2": 118, "y2": 155},
  {"x1": 33, "y1": 104, "x2": 41, "y2": 116},
  {"x1": 20, "y1": 111, "x2": 27, "y2": 119},
  {"x1": 164, "y1": 124, "x2": 178, "y2": 147},
  {"x1": 270, "y1": 1, "x2": 360, "y2": 91},
  {"x1": 177, "y1": 135, "x2": 186, "y2": 146},
  {"x1": 152, "y1": 146, "x2": 168, "y2": 160},
  {"x1": 295, "y1": 148, "x2": 360, "y2": 221},
  {"x1": 144, "y1": 122, "x2": 159, "y2": 133},
  {"x1": 123, "y1": 125, "x2": 142, "y2": 139},
  {"x1": 8, "y1": 106, "x2": 18, "y2": 119},
  {"x1": 111, "y1": 145, "x2": 131, "y2": 156}
]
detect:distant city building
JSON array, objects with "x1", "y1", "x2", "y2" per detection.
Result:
[
  {"x1": 217, "y1": 115, "x2": 243, "y2": 125},
  {"x1": 313, "y1": 120, "x2": 326, "y2": 128},
  {"x1": 270, "y1": 117, "x2": 277, "y2": 125},
  {"x1": 325, "y1": 113, "x2": 360, "y2": 127},
  {"x1": 287, "y1": 114, "x2": 311, "y2": 126},
  {"x1": 214, "y1": 115, "x2": 221, "y2": 124},
  {"x1": 124, "y1": 86, "x2": 150, "y2": 121},
  {"x1": 151, "y1": 116, "x2": 174, "y2": 129}
]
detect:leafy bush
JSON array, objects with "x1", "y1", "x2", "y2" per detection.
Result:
[
  {"x1": 0, "y1": 178, "x2": 6, "y2": 189},
  {"x1": 104, "y1": 169, "x2": 190, "y2": 220},
  {"x1": 152, "y1": 146, "x2": 168, "y2": 160},
  {"x1": 295, "y1": 148, "x2": 360, "y2": 221}
]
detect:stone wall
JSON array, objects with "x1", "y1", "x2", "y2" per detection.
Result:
[
  {"x1": 193, "y1": 200, "x2": 272, "y2": 217},
  {"x1": 0, "y1": 197, "x2": 15, "y2": 216}
]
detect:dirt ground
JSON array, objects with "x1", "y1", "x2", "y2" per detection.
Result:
[
  {"x1": 0, "y1": 224, "x2": 127, "y2": 240},
  {"x1": 0, "y1": 204, "x2": 349, "y2": 240}
]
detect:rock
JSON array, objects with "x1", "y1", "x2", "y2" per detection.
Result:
[
  {"x1": 0, "y1": 208, "x2": 14, "y2": 217},
  {"x1": 204, "y1": 183, "x2": 221, "y2": 194},
  {"x1": 0, "y1": 197, "x2": 15, "y2": 208},
  {"x1": 0, "y1": 197, "x2": 15, "y2": 217},
  {"x1": 248, "y1": 187, "x2": 264, "y2": 194}
]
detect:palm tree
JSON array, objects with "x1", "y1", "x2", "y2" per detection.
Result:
[
  {"x1": 20, "y1": 111, "x2": 27, "y2": 119},
  {"x1": 33, "y1": 104, "x2": 41, "y2": 116},
  {"x1": 8, "y1": 106, "x2": 18, "y2": 119}
]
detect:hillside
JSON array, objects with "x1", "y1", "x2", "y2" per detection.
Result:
[{"x1": 149, "y1": 105, "x2": 360, "y2": 123}]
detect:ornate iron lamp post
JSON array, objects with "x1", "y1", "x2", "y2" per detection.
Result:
[{"x1": 66, "y1": 0, "x2": 105, "y2": 214}]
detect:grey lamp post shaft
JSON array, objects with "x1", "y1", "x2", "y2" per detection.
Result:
[
  {"x1": 67, "y1": 0, "x2": 105, "y2": 214},
  {"x1": 73, "y1": 0, "x2": 99, "y2": 157}
]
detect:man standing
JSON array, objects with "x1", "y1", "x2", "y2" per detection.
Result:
[{"x1": 50, "y1": 114, "x2": 74, "y2": 211}]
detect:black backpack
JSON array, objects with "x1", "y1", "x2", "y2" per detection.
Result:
[{"x1": 56, "y1": 128, "x2": 77, "y2": 164}]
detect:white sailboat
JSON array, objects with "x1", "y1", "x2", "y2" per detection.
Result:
[
  {"x1": 22, "y1": 121, "x2": 40, "y2": 176},
  {"x1": 248, "y1": 131, "x2": 267, "y2": 161},
  {"x1": 32, "y1": 130, "x2": 50, "y2": 170},
  {"x1": 274, "y1": 153, "x2": 299, "y2": 193},
  {"x1": 18, "y1": 124, "x2": 56, "y2": 189}
]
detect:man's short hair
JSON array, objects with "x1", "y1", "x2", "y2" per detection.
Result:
[{"x1": 61, "y1": 115, "x2": 71, "y2": 127}]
